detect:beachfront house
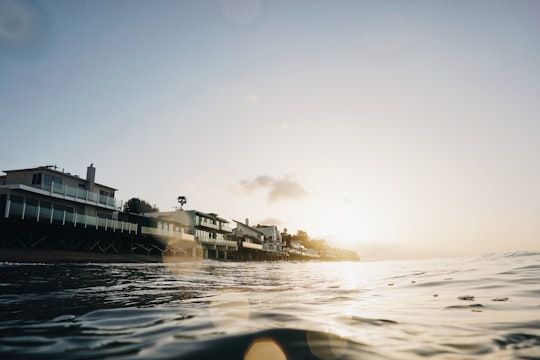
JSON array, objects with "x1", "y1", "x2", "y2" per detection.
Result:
[
  {"x1": 256, "y1": 224, "x2": 284, "y2": 253},
  {"x1": 232, "y1": 219, "x2": 264, "y2": 250},
  {"x1": 0, "y1": 164, "x2": 122, "y2": 224},
  {"x1": 143, "y1": 209, "x2": 236, "y2": 259}
]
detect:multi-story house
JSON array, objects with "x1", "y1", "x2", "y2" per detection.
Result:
[
  {"x1": 0, "y1": 164, "x2": 199, "y2": 261},
  {"x1": 232, "y1": 219, "x2": 264, "y2": 250},
  {"x1": 0, "y1": 164, "x2": 122, "y2": 224},
  {"x1": 230, "y1": 219, "x2": 288, "y2": 260},
  {"x1": 256, "y1": 224, "x2": 284, "y2": 253},
  {"x1": 144, "y1": 209, "x2": 236, "y2": 259}
]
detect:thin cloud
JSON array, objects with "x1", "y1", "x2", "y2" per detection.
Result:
[
  {"x1": 246, "y1": 94, "x2": 259, "y2": 103},
  {"x1": 234, "y1": 174, "x2": 309, "y2": 203}
]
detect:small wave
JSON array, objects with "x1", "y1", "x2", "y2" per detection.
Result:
[
  {"x1": 446, "y1": 303, "x2": 484, "y2": 309},
  {"x1": 340, "y1": 315, "x2": 398, "y2": 326},
  {"x1": 515, "y1": 264, "x2": 540, "y2": 270},
  {"x1": 501, "y1": 251, "x2": 540, "y2": 259},
  {"x1": 2, "y1": 255, "x2": 540, "y2": 359},
  {"x1": 494, "y1": 333, "x2": 540, "y2": 350}
]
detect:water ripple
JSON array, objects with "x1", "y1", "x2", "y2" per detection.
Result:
[{"x1": 1, "y1": 253, "x2": 540, "y2": 358}]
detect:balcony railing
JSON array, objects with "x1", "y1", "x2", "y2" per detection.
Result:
[
  {"x1": 36, "y1": 182, "x2": 122, "y2": 209},
  {"x1": 5, "y1": 202, "x2": 138, "y2": 234},
  {"x1": 242, "y1": 241, "x2": 262, "y2": 250},
  {"x1": 141, "y1": 226, "x2": 195, "y2": 241},
  {"x1": 198, "y1": 237, "x2": 237, "y2": 247},
  {"x1": 196, "y1": 218, "x2": 218, "y2": 229},
  {"x1": 195, "y1": 218, "x2": 232, "y2": 232}
]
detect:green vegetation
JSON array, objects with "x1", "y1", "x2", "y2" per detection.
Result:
[{"x1": 123, "y1": 198, "x2": 159, "y2": 214}]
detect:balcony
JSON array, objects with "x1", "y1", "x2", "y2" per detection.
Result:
[
  {"x1": 4, "y1": 202, "x2": 138, "y2": 234},
  {"x1": 195, "y1": 218, "x2": 218, "y2": 230},
  {"x1": 198, "y1": 236, "x2": 237, "y2": 248},
  {"x1": 220, "y1": 224, "x2": 232, "y2": 232},
  {"x1": 141, "y1": 226, "x2": 195, "y2": 242},
  {"x1": 195, "y1": 218, "x2": 232, "y2": 233},
  {"x1": 4, "y1": 183, "x2": 124, "y2": 210},
  {"x1": 242, "y1": 241, "x2": 262, "y2": 250},
  {"x1": 44, "y1": 182, "x2": 122, "y2": 209}
]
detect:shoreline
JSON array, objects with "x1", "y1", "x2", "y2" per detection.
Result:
[
  {"x1": 0, "y1": 247, "x2": 359, "y2": 263},
  {"x1": 0, "y1": 248, "x2": 202, "y2": 264}
]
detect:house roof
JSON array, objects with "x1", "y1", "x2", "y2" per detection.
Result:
[
  {"x1": 233, "y1": 220, "x2": 264, "y2": 235},
  {"x1": 2, "y1": 166, "x2": 117, "y2": 191},
  {"x1": 186, "y1": 209, "x2": 229, "y2": 223}
]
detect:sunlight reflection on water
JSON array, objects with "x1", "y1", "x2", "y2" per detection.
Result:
[{"x1": 1, "y1": 252, "x2": 540, "y2": 358}]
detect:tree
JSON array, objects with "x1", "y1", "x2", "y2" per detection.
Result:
[
  {"x1": 291, "y1": 230, "x2": 330, "y2": 250},
  {"x1": 123, "y1": 197, "x2": 159, "y2": 214},
  {"x1": 177, "y1": 196, "x2": 187, "y2": 209},
  {"x1": 292, "y1": 230, "x2": 310, "y2": 247}
]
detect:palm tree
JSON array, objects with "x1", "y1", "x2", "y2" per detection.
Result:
[{"x1": 177, "y1": 196, "x2": 187, "y2": 210}]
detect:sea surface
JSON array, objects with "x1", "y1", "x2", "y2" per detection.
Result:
[{"x1": 1, "y1": 252, "x2": 539, "y2": 359}]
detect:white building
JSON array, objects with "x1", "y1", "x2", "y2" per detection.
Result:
[
  {"x1": 232, "y1": 219, "x2": 264, "y2": 251},
  {"x1": 144, "y1": 209, "x2": 236, "y2": 259},
  {"x1": 0, "y1": 164, "x2": 124, "y2": 225},
  {"x1": 256, "y1": 224, "x2": 284, "y2": 253}
]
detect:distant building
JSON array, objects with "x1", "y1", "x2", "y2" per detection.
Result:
[
  {"x1": 256, "y1": 224, "x2": 284, "y2": 253},
  {"x1": 231, "y1": 219, "x2": 287, "y2": 260},
  {"x1": 232, "y1": 218, "x2": 264, "y2": 251},
  {"x1": 144, "y1": 209, "x2": 236, "y2": 259}
]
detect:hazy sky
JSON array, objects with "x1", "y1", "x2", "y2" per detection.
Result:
[{"x1": 1, "y1": 0, "x2": 539, "y2": 260}]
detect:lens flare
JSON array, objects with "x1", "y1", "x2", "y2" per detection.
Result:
[
  {"x1": 244, "y1": 337, "x2": 287, "y2": 360},
  {"x1": 307, "y1": 330, "x2": 349, "y2": 360},
  {"x1": 161, "y1": 236, "x2": 204, "y2": 276}
]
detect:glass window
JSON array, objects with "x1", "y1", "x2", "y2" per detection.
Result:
[
  {"x1": 10, "y1": 195, "x2": 24, "y2": 204},
  {"x1": 40, "y1": 201, "x2": 51, "y2": 209},
  {"x1": 97, "y1": 212, "x2": 112, "y2": 219},
  {"x1": 26, "y1": 198, "x2": 38, "y2": 206},
  {"x1": 44, "y1": 174, "x2": 63, "y2": 186},
  {"x1": 32, "y1": 173, "x2": 42, "y2": 185}
]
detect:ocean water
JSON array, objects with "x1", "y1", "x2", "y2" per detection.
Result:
[{"x1": 1, "y1": 252, "x2": 539, "y2": 359}]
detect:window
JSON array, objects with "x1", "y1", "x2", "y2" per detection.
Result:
[
  {"x1": 32, "y1": 173, "x2": 42, "y2": 185},
  {"x1": 97, "y1": 212, "x2": 112, "y2": 219},
  {"x1": 44, "y1": 174, "x2": 63, "y2": 186},
  {"x1": 10, "y1": 195, "x2": 24, "y2": 204},
  {"x1": 26, "y1": 198, "x2": 38, "y2": 206},
  {"x1": 100, "y1": 190, "x2": 111, "y2": 197},
  {"x1": 40, "y1": 201, "x2": 51, "y2": 209},
  {"x1": 54, "y1": 204, "x2": 74, "y2": 213}
]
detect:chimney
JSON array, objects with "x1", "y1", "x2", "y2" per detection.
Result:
[
  {"x1": 86, "y1": 163, "x2": 96, "y2": 192},
  {"x1": 245, "y1": 218, "x2": 249, "y2": 226}
]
